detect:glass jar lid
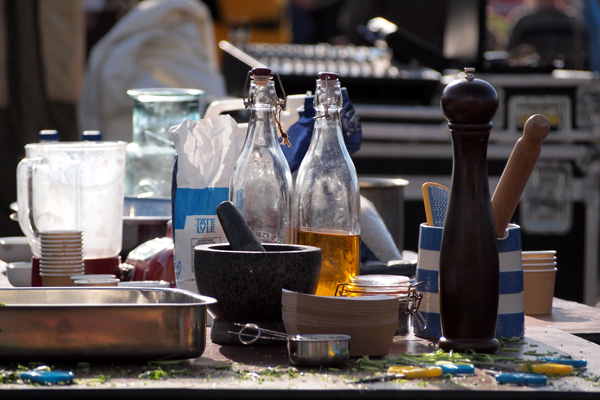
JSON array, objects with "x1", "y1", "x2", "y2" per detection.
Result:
[{"x1": 340, "y1": 274, "x2": 412, "y2": 297}]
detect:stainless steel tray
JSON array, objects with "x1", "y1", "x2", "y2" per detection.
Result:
[{"x1": 0, "y1": 287, "x2": 216, "y2": 361}]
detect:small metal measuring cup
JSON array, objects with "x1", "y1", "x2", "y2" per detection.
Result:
[{"x1": 230, "y1": 323, "x2": 351, "y2": 367}]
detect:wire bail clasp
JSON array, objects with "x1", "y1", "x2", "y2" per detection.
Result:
[
  {"x1": 242, "y1": 69, "x2": 291, "y2": 146},
  {"x1": 242, "y1": 69, "x2": 287, "y2": 110},
  {"x1": 406, "y1": 282, "x2": 426, "y2": 330},
  {"x1": 314, "y1": 73, "x2": 332, "y2": 121},
  {"x1": 273, "y1": 72, "x2": 290, "y2": 146}
]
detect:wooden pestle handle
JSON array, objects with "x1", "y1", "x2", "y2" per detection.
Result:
[{"x1": 491, "y1": 114, "x2": 550, "y2": 237}]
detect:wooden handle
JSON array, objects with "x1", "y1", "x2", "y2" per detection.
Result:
[{"x1": 491, "y1": 114, "x2": 550, "y2": 237}]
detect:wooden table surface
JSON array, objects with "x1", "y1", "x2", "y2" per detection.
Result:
[
  {"x1": 3, "y1": 268, "x2": 600, "y2": 399},
  {"x1": 1, "y1": 303, "x2": 600, "y2": 399},
  {"x1": 526, "y1": 297, "x2": 600, "y2": 343}
]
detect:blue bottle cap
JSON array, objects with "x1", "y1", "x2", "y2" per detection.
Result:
[
  {"x1": 39, "y1": 130, "x2": 59, "y2": 142},
  {"x1": 82, "y1": 130, "x2": 102, "y2": 141}
]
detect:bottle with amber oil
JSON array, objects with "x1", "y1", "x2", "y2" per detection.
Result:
[{"x1": 293, "y1": 72, "x2": 360, "y2": 296}]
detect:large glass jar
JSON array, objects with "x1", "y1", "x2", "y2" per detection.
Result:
[
  {"x1": 293, "y1": 72, "x2": 360, "y2": 296},
  {"x1": 125, "y1": 88, "x2": 204, "y2": 198}
]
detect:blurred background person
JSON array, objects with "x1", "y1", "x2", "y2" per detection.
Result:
[
  {"x1": 288, "y1": 0, "x2": 346, "y2": 44},
  {"x1": 506, "y1": 0, "x2": 589, "y2": 70},
  {"x1": 0, "y1": 0, "x2": 85, "y2": 236},
  {"x1": 78, "y1": 0, "x2": 226, "y2": 142}
]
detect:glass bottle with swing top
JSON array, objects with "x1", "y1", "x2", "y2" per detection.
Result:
[
  {"x1": 229, "y1": 67, "x2": 293, "y2": 244},
  {"x1": 293, "y1": 72, "x2": 360, "y2": 296}
]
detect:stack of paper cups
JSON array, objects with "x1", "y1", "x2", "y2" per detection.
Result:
[
  {"x1": 38, "y1": 230, "x2": 84, "y2": 287},
  {"x1": 522, "y1": 251, "x2": 557, "y2": 314}
]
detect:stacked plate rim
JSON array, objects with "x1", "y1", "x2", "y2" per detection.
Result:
[{"x1": 281, "y1": 289, "x2": 399, "y2": 357}]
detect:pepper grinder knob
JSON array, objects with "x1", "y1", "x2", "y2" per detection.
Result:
[{"x1": 441, "y1": 67, "x2": 499, "y2": 125}]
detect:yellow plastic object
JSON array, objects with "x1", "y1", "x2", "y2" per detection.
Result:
[
  {"x1": 520, "y1": 363, "x2": 574, "y2": 375},
  {"x1": 422, "y1": 182, "x2": 450, "y2": 227},
  {"x1": 388, "y1": 365, "x2": 443, "y2": 379}
]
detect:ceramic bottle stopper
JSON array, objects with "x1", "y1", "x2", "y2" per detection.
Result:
[{"x1": 438, "y1": 68, "x2": 500, "y2": 353}]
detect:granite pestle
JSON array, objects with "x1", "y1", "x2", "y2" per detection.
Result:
[{"x1": 216, "y1": 201, "x2": 266, "y2": 252}]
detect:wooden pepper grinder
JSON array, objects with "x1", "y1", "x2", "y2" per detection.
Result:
[{"x1": 438, "y1": 68, "x2": 500, "y2": 353}]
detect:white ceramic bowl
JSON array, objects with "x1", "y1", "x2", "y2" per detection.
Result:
[
  {"x1": 0, "y1": 237, "x2": 32, "y2": 263},
  {"x1": 6, "y1": 261, "x2": 32, "y2": 287}
]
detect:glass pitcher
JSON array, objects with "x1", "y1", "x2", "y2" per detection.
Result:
[{"x1": 17, "y1": 142, "x2": 127, "y2": 262}]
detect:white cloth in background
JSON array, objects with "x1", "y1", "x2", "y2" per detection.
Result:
[
  {"x1": 361, "y1": 195, "x2": 403, "y2": 263},
  {"x1": 78, "y1": 0, "x2": 226, "y2": 142}
]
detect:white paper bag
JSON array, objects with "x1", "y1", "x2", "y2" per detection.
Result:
[{"x1": 170, "y1": 116, "x2": 242, "y2": 293}]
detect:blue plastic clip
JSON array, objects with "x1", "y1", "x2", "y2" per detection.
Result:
[
  {"x1": 494, "y1": 372, "x2": 547, "y2": 385},
  {"x1": 439, "y1": 363, "x2": 475, "y2": 375},
  {"x1": 20, "y1": 370, "x2": 75, "y2": 384},
  {"x1": 538, "y1": 357, "x2": 587, "y2": 368}
]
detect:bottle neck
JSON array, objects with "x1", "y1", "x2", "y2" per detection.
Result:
[
  {"x1": 314, "y1": 78, "x2": 342, "y2": 116},
  {"x1": 246, "y1": 81, "x2": 278, "y2": 146},
  {"x1": 313, "y1": 78, "x2": 343, "y2": 145},
  {"x1": 312, "y1": 107, "x2": 347, "y2": 152}
]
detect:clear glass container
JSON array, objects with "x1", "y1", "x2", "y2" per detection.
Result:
[
  {"x1": 336, "y1": 274, "x2": 422, "y2": 337},
  {"x1": 229, "y1": 68, "x2": 293, "y2": 244},
  {"x1": 125, "y1": 88, "x2": 204, "y2": 198},
  {"x1": 293, "y1": 72, "x2": 360, "y2": 297},
  {"x1": 337, "y1": 274, "x2": 411, "y2": 297}
]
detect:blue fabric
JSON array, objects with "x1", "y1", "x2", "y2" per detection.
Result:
[
  {"x1": 584, "y1": 0, "x2": 600, "y2": 71},
  {"x1": 280, "y1": 96, "x2": 315, "y2": 173},
  {"x1": 282, "y1": 88, "x2": 362, "y2": 173},
  {"x1": 341, "y1": 87, "x2": 362, "y2": 153}
]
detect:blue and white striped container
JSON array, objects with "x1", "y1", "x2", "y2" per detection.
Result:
[{"x1": 412, "y1": 223, "x2": 524, "y2": 339}]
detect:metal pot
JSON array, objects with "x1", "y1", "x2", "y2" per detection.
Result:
[
  {"x1": 122, "y1": 197, "x2": 171, "y2": 259},
  {"x1": 359, "y1": 176, "x2": 408, "y2": 253}
]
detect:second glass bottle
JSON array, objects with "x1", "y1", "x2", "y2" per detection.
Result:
[{"x1": 293, "y1": 72, "x2": 361, "y2": 296}]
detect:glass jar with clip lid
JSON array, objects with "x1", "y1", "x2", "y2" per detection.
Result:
[{"x1": 336, "y1": 275, "x2": 425, "y2": 337}]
